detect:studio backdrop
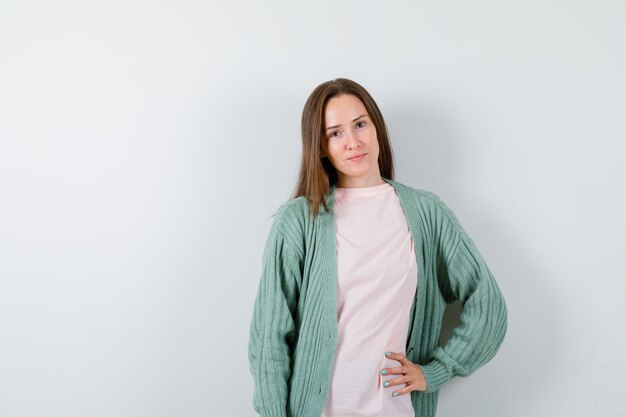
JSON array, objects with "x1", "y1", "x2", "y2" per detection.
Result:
[{"x1": 0, "y1": 1, "x2": 624, "y2": 416}]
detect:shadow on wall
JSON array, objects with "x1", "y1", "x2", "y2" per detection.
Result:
[
  {"x1": 392, "y1": 99, "x2": 560, "y2": 417},
  {"x1": 439, "y1": 301, "x2": 463, "y2": 346}
]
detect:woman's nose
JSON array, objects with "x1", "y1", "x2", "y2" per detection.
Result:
[{"x1": 345, "y1": 131, "x2": 360, "y2": 149}]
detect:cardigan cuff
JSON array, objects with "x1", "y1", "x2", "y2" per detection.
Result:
[
  {"x1": 419, "y1": 359, "x2": 453, "y2": 393},
  {"x1": 258, "y1": 404, "x2": 288, "y2": 417}
]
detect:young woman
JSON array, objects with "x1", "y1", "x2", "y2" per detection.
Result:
[{"x1": 248, "y1": 78, "x2": 507, "y2": 417}]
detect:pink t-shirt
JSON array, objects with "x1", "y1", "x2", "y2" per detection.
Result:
[{"x1": 321, "y1": 181, "x2": 418, "y2": 417}]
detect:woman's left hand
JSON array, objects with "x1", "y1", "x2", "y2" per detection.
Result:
[{"x1": 380, "y1": 351, "x2": 428, "y2": 397}]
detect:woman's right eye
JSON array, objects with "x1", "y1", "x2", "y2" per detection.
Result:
[{"x1": 329, "y1": 130, "x2": 340, "y2": 138}]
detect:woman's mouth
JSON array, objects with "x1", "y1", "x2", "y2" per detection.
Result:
[{"x1": 348, "y1": 153, "x2": 367, "y2": 161}]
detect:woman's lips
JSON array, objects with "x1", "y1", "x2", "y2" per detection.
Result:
[{"x1": 348, "y1": 153, "x2": 367, "y2": 161}]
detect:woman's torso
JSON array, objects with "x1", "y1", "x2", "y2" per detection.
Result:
[{"x1": 321, "y1": 181, "x2": 418, "y2": 417}]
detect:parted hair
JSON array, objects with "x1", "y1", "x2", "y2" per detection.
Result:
[{"x1": 292, "y1": 78, "x2": 395, "y2": 219}]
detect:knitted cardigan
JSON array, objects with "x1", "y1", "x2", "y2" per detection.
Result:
[{"x1": 248, "y1": 177, "x2": 508, "y2": 417}]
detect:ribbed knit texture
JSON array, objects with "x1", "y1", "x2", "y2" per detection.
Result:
[{"x1": 248, "y1": 177, "x2": 508, "y2": 417}]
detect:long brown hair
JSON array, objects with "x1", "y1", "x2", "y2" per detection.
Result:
[{"x1": 292, "y1": 78, "x2": 395, "y2": 219}]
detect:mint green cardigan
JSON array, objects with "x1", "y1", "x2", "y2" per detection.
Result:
[{"x1": 248, "y1": 177, "x2": 507, "y2": 417}]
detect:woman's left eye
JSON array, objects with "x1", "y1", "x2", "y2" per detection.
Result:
[{"x1": 356, "y1": 121, "x2": 366, "y2": 128}]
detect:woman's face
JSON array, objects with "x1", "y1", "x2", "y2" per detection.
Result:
[{"x1": 321, "y1": 94, "x2": 382, "y2": 186}]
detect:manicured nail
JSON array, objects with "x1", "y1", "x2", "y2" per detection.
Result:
[
  {"x1": 384, "y1": 351, "x2": 391, "y2": 356},
  {"x1": 392, "y1": 392, "x2": 398, "y2": 397},
  {"x1": 383, "y1": 381, "x2": 390, "y2": 387},
  {"x1": 380, "y1": 369, "x2": 388, "y2": 375}
]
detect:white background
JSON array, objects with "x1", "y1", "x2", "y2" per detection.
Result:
[{"x1": 1, "y1": 1, "x2": 625, "y2": 416}]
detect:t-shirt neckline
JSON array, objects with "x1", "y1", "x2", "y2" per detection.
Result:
[{"x1": 334, "y1": 182, "x2": 393, "y2": 202}]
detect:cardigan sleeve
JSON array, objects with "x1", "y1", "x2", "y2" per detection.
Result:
[
  {"x1": 419, "y1": 193, "x2": 508, "y2": 393},
  {"x1": 247, "y1": 212, "x2": 301, "y2": 417}
]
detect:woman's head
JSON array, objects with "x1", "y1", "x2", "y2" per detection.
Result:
[
  {"x1": 321, "y1": 94, "x2": 382, "y2": 185},
  {"x1": 294, "y1": 78, "x2": 395, "y2": 218}
]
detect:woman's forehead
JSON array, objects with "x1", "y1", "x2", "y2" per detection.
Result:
[{"x1": 324, "y1": 95, "x2": 368, "y2": 124}]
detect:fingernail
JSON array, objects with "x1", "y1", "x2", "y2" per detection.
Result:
[
  {"x1": 384, "y1": 351, "x2": 391, "y2": 356},
  {"x1": 383, "y1": 381, "x2": 390, "y2": 387},
  {"x1": 380, "y1": 369, "x2": 388, "y2": 375},
  {"x1": 392, "y1": 392, "x2": 398, "y2": 397}
]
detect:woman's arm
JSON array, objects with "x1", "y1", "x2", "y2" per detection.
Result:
[
  {"x1": 248, "y1": 213, "x2": 301, "y2": 417},
  {"x1": 419, "y1": 193, "x2": 508, "y2": 393}
]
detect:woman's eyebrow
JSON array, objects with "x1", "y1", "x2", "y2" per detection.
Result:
[{"x1": 325, "y1": 114, "x2": 368, "y2": 131}]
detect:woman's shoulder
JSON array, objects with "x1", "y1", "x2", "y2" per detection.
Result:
[
  {"x1": 272, "y1": 195, "x2": 309, "y2": 222},
  {"x1": 389, "y1": 179, "x2": 464, "y2": 229},
  {"x1": 389, "y1": 179, "x2": 449, "y2": 208},
  {"x1": 393, "y1": 179, "x2": 474, "y2": 246},
  {"x1": 268, "y1": 195, "x2": 309, "y2": 232},
  {"x1": 265, "y1": 196, "x2": 309, "y2": 257}
]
